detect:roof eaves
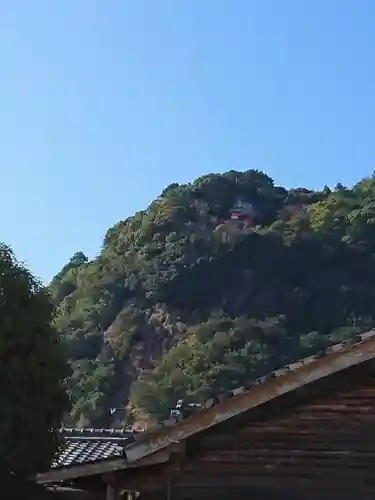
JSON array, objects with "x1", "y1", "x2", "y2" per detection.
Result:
[
  {"x1": 38, "y1": 446, "x2": 170, "y2": 484},
  {"x1": 37, "y1": 457, "x2": 126, "y2": 484}
]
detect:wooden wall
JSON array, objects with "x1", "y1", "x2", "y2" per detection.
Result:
[
  {"x1": 99, "y1": 361, "x2": 375, "y2": 499},
  {"x1": 173, "y1": 364, "x2": 375, "y2": 499}
]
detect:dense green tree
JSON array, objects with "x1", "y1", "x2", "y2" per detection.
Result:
[
  {"x1": 50, "y1": 170, "x2": 375, "y2": 426},
  {"x1": 0, "y1": 244, "x2": 69, "y2": 492}
]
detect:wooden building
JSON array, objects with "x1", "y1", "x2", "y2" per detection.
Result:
[{"x1": 39, "y1": 330, "x2": 375, "y2": 499}]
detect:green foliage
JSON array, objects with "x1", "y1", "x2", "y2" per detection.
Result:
[
  {"x1": 49, "y1": 251, "x2": 88, "y2": 304},
  {"x1": 67, "y1": 358, "x2": 115, "y2": 427},
  {"x1": 131, "y1": 315, "x2": 291, "y2": 420},
  {"x1": 51, "y1": 170, "x2": 375, "y2": 425},
  {"x1": 0, "y1": 244, "x2": 69, "y2": 482}
]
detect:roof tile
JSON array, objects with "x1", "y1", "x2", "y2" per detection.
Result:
[{"x1": 52, "y1": 428, "x2": 136, "y2": 468}]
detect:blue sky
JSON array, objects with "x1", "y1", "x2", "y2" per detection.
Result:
[{"x1": 1, "y1": 0, "x2": 375, "y2": 281}]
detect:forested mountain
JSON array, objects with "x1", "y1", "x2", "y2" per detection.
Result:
[{"x1": 50, "y1": 170, "x2": 375, "y2": 428}]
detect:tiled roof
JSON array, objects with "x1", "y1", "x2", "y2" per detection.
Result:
[
  {"x1": 58, "y1": 427, "x2": 135, "y2": 439},
  {"x1": 53, "y1": 427, "x2": 136, "y2": 468},
  {"x1": 53, "y1": 440, "x2": 123, "y2": 468}
]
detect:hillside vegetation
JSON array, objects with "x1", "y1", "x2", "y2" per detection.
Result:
[{"x1": 50, "y1": 170, "x2": 375, "y2": 427}]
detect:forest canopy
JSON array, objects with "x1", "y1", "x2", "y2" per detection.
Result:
[{"x1": 50, "y1": 170, "x2": 375, "y2": 426}]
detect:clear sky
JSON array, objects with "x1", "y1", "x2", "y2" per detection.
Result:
[{"x1": 1, "y1": 1, "x2": 375, "y2": 281}]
